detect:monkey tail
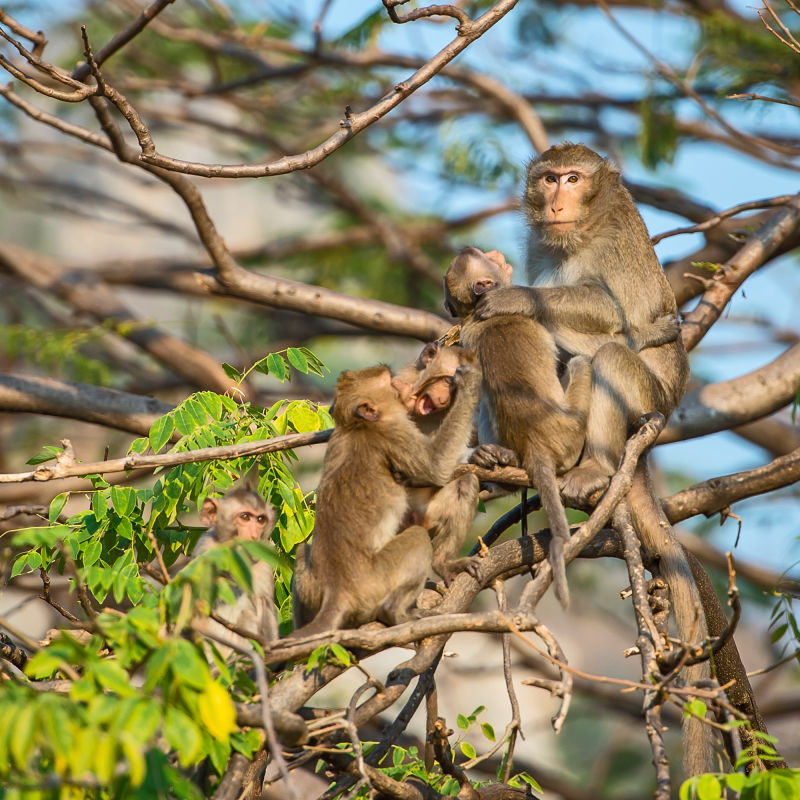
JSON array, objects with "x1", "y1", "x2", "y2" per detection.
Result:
[{"x1": 527, "y1": 457, "x2": 570, "y2": 611}]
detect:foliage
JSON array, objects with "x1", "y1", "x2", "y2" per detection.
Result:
[{"x1": 0, "y1": 350, "x2": 330, "y2": 796}]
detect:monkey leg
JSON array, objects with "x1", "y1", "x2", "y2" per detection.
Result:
[
  {"x1": 427, "y1": 473, "x2": 481, "y2": 584},
  {"x1": 375, "y1": 525, "x2": 433, "y2": 626},
  {"x1": 561, "y1": 342, "x2": 667, "y2": 506}
]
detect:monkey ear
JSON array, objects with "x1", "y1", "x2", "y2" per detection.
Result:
[
  {"x1": 472, "y1": 279, "x2": 495, "y2": 296},
  {"x1": 417, "y1": 341, "x2": 441, "y2": 368},
  {"x1": 354, "y1": 401, "x2": 380, "y2": 422},
  {"x1": 200, "y1": 497, "x2": 219, "y2": 526}
]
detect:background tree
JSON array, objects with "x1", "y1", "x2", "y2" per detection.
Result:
[{"x1": 0, "y1": 1, "x2": 799, "y2": 798}]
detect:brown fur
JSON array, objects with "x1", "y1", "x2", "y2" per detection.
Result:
[
  {"x1": 394, "y1": 342, "x2": 482, "y2": 584},
  {"x1": 474, "y1": 142, "x2": 689, "y2": 504},
  {"x1": 445, "y1": 247, "x2": 591, "y2": 609},
  {"x1": 292, "y1": 361, "x2": 481, "y2": 636}
]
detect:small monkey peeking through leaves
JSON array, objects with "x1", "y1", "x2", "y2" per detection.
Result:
[{"x1": 193, "y1": 485, "x2": 279, "y2": 647}]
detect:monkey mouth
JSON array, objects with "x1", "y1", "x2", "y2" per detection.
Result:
[{"x1": 416, "y1": 395, "x2": 436, "y2": 415}]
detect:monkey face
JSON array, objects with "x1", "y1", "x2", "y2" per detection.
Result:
[
  {"x1": 234, "y1": 508, "x2": 273, "y2": 541},
  {"x1": 334, "y1": 365, "x2": 408, "y2": 426},
  {"x1": 444, "y1": 247, "x2": 513, "y2": 317}
]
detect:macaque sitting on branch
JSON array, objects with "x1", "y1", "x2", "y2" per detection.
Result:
[
  {"x1": 292, "y1": 359, "x2": 481, "y2": 637},
  {"x1": 445, "y1": 247, "x2": 679, "y2": 609}
]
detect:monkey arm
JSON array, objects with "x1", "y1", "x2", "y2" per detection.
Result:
[{"x1": 474, "y1": 284, "x2": 624, "y2": 333}]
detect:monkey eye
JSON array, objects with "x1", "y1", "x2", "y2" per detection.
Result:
[
  {"x1": 544, "y1": 174, "x2": 557, "y2": 183},
  {"x1": 256, "y1": 515, "x2": 269, "y2": 525},
  {"x1": 239, "y1": 512, "x2": 252, "y2": 521},
  {"x1": 567, "y1": 174, "x2": 579, "y2": 183}
]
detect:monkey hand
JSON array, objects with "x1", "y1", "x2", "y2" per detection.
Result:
[
  {"x1": 473, "y1": 286, "x2": 538, "y2": 321},
  {"x1": 452, "y1": 352, "x2": 481, "y2": 388},
  {"x1": 470, "y1": 443, "x2": 519, "y2": 469}
]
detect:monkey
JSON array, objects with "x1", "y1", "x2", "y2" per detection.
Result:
[
  {"x1": 473, "y1": 142, "x2": 689, "y2": 506},
  {"x1": 445, "y1": 247, "x2": 591, "y2": 609},
  {"x1": 392, "y1": 341, "x2": 483, "y2": 584},
  {"x1": 444, "y1": 247, "x2": 683, "y2": 609},
  {"x1": 194, "y1": 485, "x2": 279, "y2": 646},
  {"x1": 292, "y1": 360, "x2": 481, "y2": 637},
  {"x1": 469, "y1": 142, "x2": 709, "y2": 774}
]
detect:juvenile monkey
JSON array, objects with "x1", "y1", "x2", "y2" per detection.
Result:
[
  {"x1": 445, "y1": 248, "x2": 681, "y2": 609},
  {"x1": 292, "y1": 360, "x2": 481, "y2": 636},
  {"x1": 195, "y1": 485, "x2": 278, "y2": 645},
  {"x1": 393, "y1": 342, "x2": 482, "y2": 584},
  {"x1": 474, "y1": 142, "x2": 689, "y2": 505},
  {"x1": 445, "y1": 247, "x2": 591, "y2": 609}
]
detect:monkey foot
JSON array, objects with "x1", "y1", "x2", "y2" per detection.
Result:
[
  {"x1": 559, "y1": 461, "x2": 611, "y2": 507},
  {"x1": 470, "y1": 443, "x2": 519, "y2": 469}
]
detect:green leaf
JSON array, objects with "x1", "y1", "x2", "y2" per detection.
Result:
[
  {"x1": 480, "y1": 722, "x2": 495, "y2": 742},
  {"x1": 456, "y1": 713, "x2": 469, "y2": 731},
  {"x1": 165, "y1": 707, "x2": 204, "y2": 766},
  {"x1": 92, "y1": 491, "x2": 108, "y2": 520},
  {"x1": 149, "y1": 414, "x2": 175, "y2": 454},
  {"x1": 111, "y1": 486, "x2": 137, "y2": 518},
  {"x1": 286, "y1": 347, "x2": 309, "y2": 373},
  {"x1": 459, "y1": 741, "x2": 476, "y2": 759},
  {"x1": 328, "y1": 643, "x2": 352, "y2": 667},
  {"x1": 93, "y1": 659, "x2": 135, "y2": 696},
  {"x1": 287, "y1": 402, "x2": 320, "y2": 432},
  {"x1": 49, "y1": 492, "x2": 69, "y2": 522},
  {"x1": 11, "y1": 703, "x2": 36, "y2": 768},
  {"x1": 684, "y1": 698, "x2": 707, "y2": 719},
  {"x1": 694, "y1": 774, "x2": 722, "y2": 800},
  {"x1": 129, "y1": 436, "x2": 149, "y2": 455},
  {"x1": 26, "y1": 444, "x2": 63, "y2": 465},
  {"x1": 12, "y1": 524, "x2": 72, "y2": 548},
  {"x1": 83, "y1": 539, "x2": 102, "y2": 567},
  {"x1": 267, "y1": 353, "x2": 287, "y2": 382},
  {"x1": 222, "y1": 362, "x2": 243, "y2": 382},
  {"x1": 197, "y1": 392, "x2": 223, "y2": 421}
]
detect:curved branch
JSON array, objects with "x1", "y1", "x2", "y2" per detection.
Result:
[
  {"x1": 128, "y1": 0, "x2": 521, "y2": 177},
  {"x1": 662, "y1": 446, "x2": 800, "y2": 524},
  {"x1": 660, "y1": 343, "x2": 800, "y2": 443},
  {"x1": 0, "y1": 374, "x2": 173, "y2": 436},
  {"x1": 681, "y1": 195, "x2": 800, "y2": 351}
]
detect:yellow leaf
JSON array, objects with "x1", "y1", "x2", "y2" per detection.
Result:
[{"x1": 198, "y1": 681, "x2": 236, "y2": 741}]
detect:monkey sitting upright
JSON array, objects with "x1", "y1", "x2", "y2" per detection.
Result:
[
  {"x1": 194, "y1": 485, "x2": 278, "y2": 646},
  {"x1": 292, "y1": 359, "x2": 481, "y2": 636},
  {"x1": 444, "y1": 247, "x2": 680, "y2": 609},
  {"x1": 392, "y1": 341, "x2": 483, "y2": 585}
]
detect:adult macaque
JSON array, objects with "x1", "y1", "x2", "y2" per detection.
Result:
[
  {"x1": 474, "y1": 142, "x2": 689, "y2": 505},
  {"x1": 195, "y1": 485, "x2": 278, "y2": 645},
  {"x1": 393, "y1": 342, "x2": 482, "y2": 584},
  {"x1": 292, "y1": 360, "x2": 481, "y2": 636}
]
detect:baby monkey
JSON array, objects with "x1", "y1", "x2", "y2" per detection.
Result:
[
  {"x1": 293, "y1": 359, "x2": 481, "y2": 636},
  {"x1": 393, "y1": 341, "x2": 482, "y2": 584},
  {"x1": 195, "y1": 485, "x2": 278, "y2": 645},
  {"x1": 445, "y1": 247, "x2": 677, "y2": 608}
]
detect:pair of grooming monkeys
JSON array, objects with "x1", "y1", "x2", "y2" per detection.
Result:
[{"x1": 201, "y1": 143, "x2": 690, "y2": 643}]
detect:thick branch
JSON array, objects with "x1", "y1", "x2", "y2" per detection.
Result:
[
  {"x1": 660, "y1": 343, "x2": 800, "y2": 442},
  {"x1": 0, "y1": 374, "x2": 173, "y2": 436}
]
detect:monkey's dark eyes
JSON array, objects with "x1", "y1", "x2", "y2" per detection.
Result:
[
  {"x1": 544, "y1": 175, "x2": 557, "y2": 183},
  {"x1": 239, "y1": 512, "x2": 252, "y2": 521},
  {"x1": 256, "y1": 515, "x2": 268, "y2": 524},
  {"x1": 567, "y1": 174, "x2": 579, "y2": 183}
]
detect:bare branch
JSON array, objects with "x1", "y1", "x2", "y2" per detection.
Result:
[
  {"x1": 0, "y1": 429, "x2": 332, "y2": 485},
  {"x1": 661, "y1": 342, "x2": 800, "y2": 442}
]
